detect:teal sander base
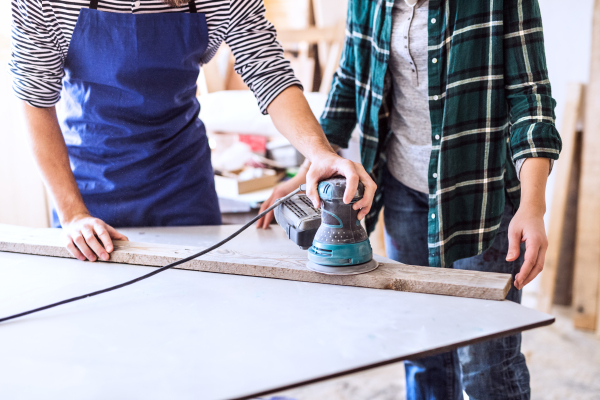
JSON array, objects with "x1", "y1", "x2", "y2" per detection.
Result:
[{"x1": 307, "y1": 240, "x2": 379, "y2": 275}]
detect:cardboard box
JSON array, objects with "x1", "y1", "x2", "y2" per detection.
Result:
[{"x1": 215, "y1": 170, "x2": 285, "y2": 197}]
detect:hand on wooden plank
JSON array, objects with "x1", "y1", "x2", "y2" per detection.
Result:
[
  {"x1": 62, "y1": 214, "x2": 129, "y2": 262},
  {"x1": 507, "y1": 158, "x2": 551, "y2": 290}
]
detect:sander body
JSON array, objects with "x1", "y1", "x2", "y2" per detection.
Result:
[{"x1": 274, "y1": 176, "x2": 378, "y2": 275}]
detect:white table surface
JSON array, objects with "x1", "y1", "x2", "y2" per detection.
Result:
[{"x1": 0, "y1": 226, "x2": 554, "y2": 400}]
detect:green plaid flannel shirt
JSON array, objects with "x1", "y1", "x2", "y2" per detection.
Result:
[{"x1": 320, "y1": 0, "x2": 562, "y2": 268}]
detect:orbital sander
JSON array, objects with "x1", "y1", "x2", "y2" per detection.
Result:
[{"x1": 274, "y1": 176, "x2": 379, "y2": 275}]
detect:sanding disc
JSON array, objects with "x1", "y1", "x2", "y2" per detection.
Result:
[{"x1": 306, "y1": 259, "x2": 379, "y2": 275}]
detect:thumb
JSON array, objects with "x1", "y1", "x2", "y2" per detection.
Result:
[
  {"x1": 305, "y1": 171, "x2": 321, "y2": 209},
  {"x1": 506, "y1": 225, "x2": 521, "y2": 262},
  {"x1": 106, "y1": 225, "x2": 129, "y2": 242}
]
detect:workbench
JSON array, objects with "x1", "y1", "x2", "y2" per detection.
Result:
[{"x1": 0, "y1": 225, "x2": 554, "y2": 400}]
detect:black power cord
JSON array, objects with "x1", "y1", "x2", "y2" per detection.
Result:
[{"x1": 0, "y1": 186, "x2": 304, "y2": 324}]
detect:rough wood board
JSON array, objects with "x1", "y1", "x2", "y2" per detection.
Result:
[
  {"x1": 553, "y1": 133, "x2": 580, "y2": 306},
  {"x1": 538, "y1": 83, "x2": 584, "y2": 313},
  {"x1": 573, "y1": 0, "x2": 600, "y2": 332},
  {"x1": 0, "y1": 223, "x2": 511, "y2": 301}
]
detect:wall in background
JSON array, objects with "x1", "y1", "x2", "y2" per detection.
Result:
[
  {"x1": 538, "y1": 0, "x2": 593, "y2": 222},
  {"x1": 0, "y1": 1, "x2": 50, "y2": 227},
  {"x1": 540, "y1": 0, "x2": 594, "y2": 128}
]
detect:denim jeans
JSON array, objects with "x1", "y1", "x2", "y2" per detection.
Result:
[{"x1": 383, "y1": 169, "x2": 530, "y2": 400}]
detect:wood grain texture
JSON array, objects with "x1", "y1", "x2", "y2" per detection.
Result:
[
  {"x1": 538, "y1": 83, "x2": 584, "y2": 313},
  {"x1": 553, "y1": 133, "x2": 580, "y2": 306},
  {"x1": 0, "y1": 224, "x2": 512, "y2": 301},
  {"x1": 573, "y1": 0, "x2": 600, "y2": 332}
]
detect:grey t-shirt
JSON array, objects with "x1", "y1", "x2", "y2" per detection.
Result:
[
  {"x1": 386, "y1": 0, "x2": 550, "y2": 190},
  {"x1": 386, "y1": 0, "x2": 432, "y2": 194}
]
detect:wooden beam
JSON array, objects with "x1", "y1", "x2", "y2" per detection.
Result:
[
  {"x1": 538, "y1": 83, "x2": 584, "y2": 313},
  {"x1": 276, "y1": 26, "x2": 341, "y2": 45},
  {"x1": 552, "y1": 133, "x2": 581, "y2": 306},
  {"x1": 0, "y1": 224, "x2": 511, "y2": 301},
  {"x1": 573, "y1": 0, "x2": 600, "y2": 331}
]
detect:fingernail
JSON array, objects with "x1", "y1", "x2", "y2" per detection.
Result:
[
  {"x1": 101, "y1": 253, "x2": 109, "y2": 261},
  {"x1": 79, "y1": 256, "x2": 86, "y2": 261}
]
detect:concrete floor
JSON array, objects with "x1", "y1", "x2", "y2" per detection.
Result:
[{"x1": 270, "y1": 292, "x2": 600, "y2": 400}]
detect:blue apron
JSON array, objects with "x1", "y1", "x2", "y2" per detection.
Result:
[{"x1": 54, "y1": 1, "x2": 221, "y2": 227}]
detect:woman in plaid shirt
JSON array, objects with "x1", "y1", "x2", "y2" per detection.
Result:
[{"x1": 260, "y1": 0, "x2": 560, "y2": 398}]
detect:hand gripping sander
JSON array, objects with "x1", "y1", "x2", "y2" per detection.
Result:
[{"x1": 274, "y1": 176, "x2": 379, "y2": 275}]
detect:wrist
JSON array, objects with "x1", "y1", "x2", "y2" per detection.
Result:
[
  {"x1": 289, "y1": 170, "x2": 307, "y2": 186},
  {"x1": 59, "y1": 208, "x2": 90, "y2": 225},
  {"x1": 518, "y1": 200, "x2": 546, "y2": 218},
  {"x1": 305, "y1": 146, "x2": 337, "y2": 163}
]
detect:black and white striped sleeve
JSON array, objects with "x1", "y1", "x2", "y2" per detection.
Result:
[
  {"x1": 226, "y1": 0, "x2": 302, "y2": 114},
  {"x1": 9, "y1": 0, "x2": 64, "y2": 108}
]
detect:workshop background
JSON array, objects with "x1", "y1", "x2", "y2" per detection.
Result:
[{"x1": 1, "y1": 0, "x2": 599, "y2": 399}]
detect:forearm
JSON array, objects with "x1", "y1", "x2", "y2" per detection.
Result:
[
  {"x1": 267, "y1": 86, "x2": 337, "y2": 162},
  {"x1": 518, "y1": 158, "x2": 549, "y2": 216},
  {"x1": 22, "y1": 103, "x2": 88, "y2": 223}
]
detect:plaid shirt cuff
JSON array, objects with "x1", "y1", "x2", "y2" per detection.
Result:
[{"x1": 510, "y1": 122, "x2": 562, "y2": 162}]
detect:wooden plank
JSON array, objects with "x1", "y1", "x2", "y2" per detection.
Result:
[
  {"x1": 552, "y1": 130, "x2": 581, "y2": 306},
  {"x1": 370, "y1": 207, "x2": 387, "y2": 257},
  {"x1": 573, "y1": 0, "x2": 600, "y2": 331},
  {"x1": 537, "y1": 83, "x2": 584, "y2": 313},
  {"x1": 0, "y1": 223, "x2": 511, "y2": 301}
]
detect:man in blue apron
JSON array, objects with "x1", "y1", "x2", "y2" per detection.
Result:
[{"x1": 12, "y1": 0, "x2": 376, "y2": 262}]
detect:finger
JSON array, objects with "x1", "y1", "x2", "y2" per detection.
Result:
[
  {"x1": 353, "y1": 166, "x2": 377, "y2": 219},
  {"x1": 257, "y1": 196, "x2": 275, "y2": 229},
  {"x1": 521, "y1": 241, "x2": 547, "y2": 288},
  {"x1": 357, "y1": 207, "x2": 370, "y2": 221},
  {"x1": 506, "y1": 225, "x2": 522, "y2": 262},
  {"x1": 82, "y1": 228, "x2": 109, "y2": 261},
  {"x1": 94, "y1": 224, "x2": 114, "y2": 253},
  {"x1": 261, "y1": 210, "x2": 275, "y2": 229},
  {"x1": 64, "y1": 237, "x2": 86, "y2": 261},
  {"x1": 339, "y1": 163, "x2": 360, "y2": 205},
  {"x1": 72, "y1": 233, "x2": 97, "y2": 262},
  {"x1": 105, "y1": 224, "x2": 129, "y2": 241},
  {"x1": 515, "y1": 239, "x2": 540, "y2": 290},
  {"x1": 306, "y1": 170, "x2": 321, "y2": 209}
]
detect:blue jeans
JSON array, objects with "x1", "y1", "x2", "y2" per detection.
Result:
[{"x1": 383, "y1": 169, "x2": 530, "y2": 400}]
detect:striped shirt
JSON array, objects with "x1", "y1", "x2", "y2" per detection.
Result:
[
  {"x1": 9, "y1": 0, "x2": 301, "y2": 113},
  {"x1": 321, "y1": 0, "x2": 562, "y2": 268}
]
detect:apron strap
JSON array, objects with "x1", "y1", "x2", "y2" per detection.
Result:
[{"x1": 89, "y1": 1, "x2": 195, "y2": 12}]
